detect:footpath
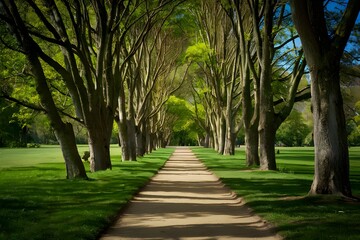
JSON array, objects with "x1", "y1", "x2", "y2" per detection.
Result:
[{"x1": 100, "y1": 147, "x2": 282, "y2": 240}]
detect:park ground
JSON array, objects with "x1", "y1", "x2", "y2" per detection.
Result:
[{"x1": 0, "y1": 145, "x2": 359, "y2": 239}]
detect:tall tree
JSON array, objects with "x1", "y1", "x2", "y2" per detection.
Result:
[
  {"x1": 224, "y1": 0, "x2": 260, "y2": 165},
  {"x1": 116, "y1": 2, "x2": 188, "y2": 160},
  {"x1": 290, "y1": 0, "x2": 360, "y2": 197},
  {"x1": 0, "y1": 0, "x2": 87, "y2": 179},
  {"x1": 224, "y1": 0, "x2": 309, "y2": 168},
  {"x1": 190, "y1": 0, "x2": 242, "y2": 155}
]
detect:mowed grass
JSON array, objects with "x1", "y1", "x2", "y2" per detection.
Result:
[
  {"x1": 0, "y1": 145, "x2": 174, "y2": 240},
  {"x1": 192, "y1": 146, "x2": 360, "y2": 240}
]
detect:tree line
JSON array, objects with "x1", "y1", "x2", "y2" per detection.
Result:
[{"x1": 0, "y1": 0, "x2": 359, "y2": 198}]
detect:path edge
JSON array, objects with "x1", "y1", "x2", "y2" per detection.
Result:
[
  {"x1": 191, "y1": 147, "x2": 284, "y2": 240},
  {"x1": 95, "y1": 147, "x2": 176, "y2": 239}
]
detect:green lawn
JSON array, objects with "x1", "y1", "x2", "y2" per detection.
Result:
[
  {"x1": 192, "y1": 146, "x2": 360, "y2": 240},
  {"x1": 0, "y1": 145, "x2": 174, "y2": 240}
]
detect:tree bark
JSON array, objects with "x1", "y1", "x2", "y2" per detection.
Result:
[
  {"x1": 3, "y1": 2, "x2": 88, "y2": 179},
  {"x1": 87, "y1": 119, "x2": 112, "y2": 171},
  {"x1": 55, "y1": 123, "x2": 88, "y2": 179},
  {"x1": 290, "y1": 0, "x2": 360, "y2": 197},
  {"x1": 127, "y1": 118, "x2": 137, "y2": 160},
  {"x1": 309, "y1": 62, "x2": 351, "y2": 196},
  {"x1": 245, "y1": 125, "x2": 260, "y2": 166},
  {"x1": 136, "y1": 122, "x2": 146, "y2": 157},
  {"x1": 224, "y1": 115, "x2": 234, "y2": 155},
  {"x1": 258, "y1": 0, "x2": 277, "y2": 170}
]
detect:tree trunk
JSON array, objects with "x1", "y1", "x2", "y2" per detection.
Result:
[
  {"x1": 117, "y1": 118, "x2": 129, "y2": 161},
  {"x1": 290, "y1": 0, "x2": 360, "y2": 197},
  {"x1": 258, "y1": 64, "x2": 277, "y2": 170},
  {"x1": 15, "y1": 25, "x2": 88, "y2": 179},
  {"x1": 224, "y1": 116, "x2": 235, "y2": 155},
  {"x1": 87, "y1": 124, "x2": 112, "y2": 171},
  {"x1": 258, "y1": 0, "x2": 276, "y2": 171},
  {"x1": 217, "y1": 117, "x2": 226, "y2": 154},
  {"x1": 245, "y1": 125, "x2": 260, "y2": 166},
  {"x1": 259, "y1": 123, "x2": 276, "y2": 170},
  {"x1": 55, "y1": 122, "x2": 88, "y2": 179},
  {"x1": 258, "y1": 66, "x2": 276, "y2": 170},
  {"x1": 127, "y1": 118, "x2": 137, "y2": 161},
  {"x1": 204, "y1": 130, "x2": 210, "y2": 148},
  {"x1": 309, "y1": 65, "x2": 351, "y2": 196},
  {"x1": 118, "y1": 89, "x2": 136, "y2": 161},
  {"x1": 136, "y1": 122, "x2": 146, "y2": 157}
]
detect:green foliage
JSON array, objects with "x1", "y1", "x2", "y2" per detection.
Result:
[
  {"x1": 0, "y1": 145, "x2": 174, "y2": 240},
  {"x1": 166, "y1": 96, "x2": 193, "y2": 132},
  {"x1": 348, "y1": 101, "x2": 360, "y2": 146},
  {"x1": 185, "y1": 42, "x2": 214, "y2": 63},
  {"x1": 193, "y1": 146, "x2": 360, "y2": 240},
  {"x1": 0, "y1": 99, "x2": 29, "y2": 147},
  {"x1": 276, "y1": 109, "x2": 311, "y2": 146},
  {"x1": 166, "y1": 96, "x2": 203, "y2": 145},
  {"x1": 348, "y1": 125, "x2": 360, "y2": 146}
]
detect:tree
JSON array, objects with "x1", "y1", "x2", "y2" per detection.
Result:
[
  {"x1": 115, "y1": 1, "x2": 187, "y2": 161},
  {"x1": 224, "y1": 0, "x2": 309, "y2": 168},
  {"x1": 290, "y1": 0, "x2": 360, "y2": 197},
  {"x1": 165, "y1": 96, "x2": 198, "y2": 146},
  {"x1": 276, "y1": 109, "x2": 311, "y2": 146},
  {"x1": 0, "y1": 0, "x2": 88, "y2": 179},
  {"x1": 188, "y1": 0, "x2": 242, "y2": 155}
]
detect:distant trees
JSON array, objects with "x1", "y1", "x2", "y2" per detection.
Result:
[
  {"x1": 276, "y1": 109, "x2": 311, "y2": 147},
  {"x1": 188, "y1": 0, "x2": 242, "y2": 155}
]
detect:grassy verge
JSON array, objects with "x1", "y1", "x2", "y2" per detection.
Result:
[
  {"x1": 192, "y1": 147, "x2": 360, "y2": 240},
  {"x1": 0, "y1": 145, "x2": 174, "y2": 240}
]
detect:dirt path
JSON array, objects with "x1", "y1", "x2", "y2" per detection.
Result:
[{"x1": 100, "y1": 147, "x2": 282, "y2": 240}]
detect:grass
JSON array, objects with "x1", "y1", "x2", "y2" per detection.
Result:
[
  {"x1": 192, "y1": 146, "x2": 360, "y2": 240},
  {"x1": 0, "y1": 145, "x2": 175, "y2": 240}
]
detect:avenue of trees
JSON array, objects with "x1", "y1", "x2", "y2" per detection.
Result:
[{"x1": 0, "y1": 0, "x2": 359, "y2": 198}]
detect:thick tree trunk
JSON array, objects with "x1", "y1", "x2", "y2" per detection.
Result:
[
  {"x1": 290, "y1": 0, "x2": 360, "y2": 198},
  {"x1": 118, "y1": 90, "x2": 136, "y2": 161},
  {"x1": 224, "y1": 121, "x2": 235, "y2": 155},
  {"x1": 258, "y1": 65, "x2": 277, "y2": 170},
  {"x1": 136, "y1": 123, "x2": 146, "y2": 157},
  {"x1": 309, "y1": 66, "x2": 351, "y2": 196},
  {"x1": 18, "y1": 31, "x2": 88, "y2": 179},
  {"x1": 259, "y1": 123, "x2": 276, "y2": 170},
  {"x1": 87, "y1": 110, "x2": 113, "y2": 171},
  {"x1": 258, "y1": 0, "x2": 276, "y2": 171},
  {"x1": 117, "y1": 118, "x2": 129, "y2": 161},
  {"x1": 55, "y1": 123, "x2": 88, "y2": 179},
  {"x1": 242, "y1": 65, "x2": 260, "y2": 166},
  {"x1": 204, "y1": 131, "x2": 210, "y2": 148},
  {"x1": 127, "y1": 118, "x2": 137, "y2": 160},
  {"x1": 87, "y1": 127, "x2": 112, "y2": 171},
  {"x1": 258, "y1": 67, "x2": 276, "y2": 170},
  {"x1": 245, "y1": 125, "x2": 260, "y2": 166},
  {"x1": 117, "y1": 119, "x2": 137, "y2": 161}
]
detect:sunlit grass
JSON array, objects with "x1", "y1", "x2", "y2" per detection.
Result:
[
  {"x1": 193, "y1": 146, "x2": 360, "y2": 240},
  {"x1": 0, "y1": 145, "x2": 174, "y2": 240}
]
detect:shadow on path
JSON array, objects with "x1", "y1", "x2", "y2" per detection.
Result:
[{"x1": 100, "y1": 147, "x2": 282, "y2": 240}]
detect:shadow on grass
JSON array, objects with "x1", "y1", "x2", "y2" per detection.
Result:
[
  {"x1": 192, "y1": 147, "x2": 360, "y2": 240},
  {"x1": 0, "y1": 147, "x2": 174, "y2": 240}
]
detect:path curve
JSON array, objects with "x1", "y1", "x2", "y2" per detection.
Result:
[{"x1": 100, "y1": 147, "x2": 282, "y2": 240}]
